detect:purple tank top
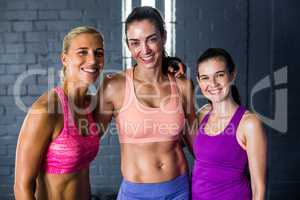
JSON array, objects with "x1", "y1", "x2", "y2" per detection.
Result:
[{"x1": 192, "y1": 106, "x2": 251, "y2": 200}]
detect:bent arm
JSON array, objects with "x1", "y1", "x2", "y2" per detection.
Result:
[
  {"x1": 14, "y1": 95, "x2": 56, "y2": 200},
  {"x1": 178, "y1": 79, "x2": 197, "y2": 156},
  {"x1": 243, "y1": 114, "x2": 267, "y2": 200},
  {"x1": 96, "y1": 76, "x2": 116, "y2": 135}
]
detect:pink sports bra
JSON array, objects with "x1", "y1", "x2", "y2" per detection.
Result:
[
  {"x1": 115, "y1": 69, "x2": 185, "y2": 143},
  {"x1": 42, "y1": 87, "x2": 100, "y2": 174}
]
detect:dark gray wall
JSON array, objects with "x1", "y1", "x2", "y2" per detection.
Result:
[{"x1": 0, "y1": 0, "x2": 299, "y2": 199}]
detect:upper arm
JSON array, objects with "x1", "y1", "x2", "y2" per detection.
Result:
[
  {"x1": 242, "y1": 113, "x2": 267, "y2": 188},
  {"x1": 96, "y1": 74, "x2": 123, "y2": 133},
  {"x1": 177, "y1": 79, "x2": 197, "y2": 153},
  {"x1": 15, "y1": 93, "x2": 56, "y2": 187}
]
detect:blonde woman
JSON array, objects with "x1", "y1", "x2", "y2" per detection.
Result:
[{"x1": 14, "y1": 26, "x2": 104, "y2": 200}]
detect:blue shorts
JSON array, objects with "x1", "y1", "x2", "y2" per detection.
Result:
[{"x1": 117, "y1": 173, "x2": 190, "y2": 200}]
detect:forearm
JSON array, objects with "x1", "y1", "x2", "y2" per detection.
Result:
[
  {"x1": 252, "y1": 193, "x2": 265, "y2": 200},
  {"x1": 14, "y1": 182, "x2": 36, "y2": 200},
  {"x1": 252, "y1": 185, "x2": 265, "y2": 200}
]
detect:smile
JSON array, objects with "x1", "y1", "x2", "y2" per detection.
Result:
[
  {"x1": 140, "y1": 55, "x2": 154, "y2": 62},
  {"x1": 208, "y1": 88, "x2": 222, "y2": 95},
  {"x1": 81, "y1": 68, "x2": 99, "y2": 74}
]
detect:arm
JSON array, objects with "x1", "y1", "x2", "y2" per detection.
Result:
[
  {"x1": 96, "y1": 75, "x2": 118, "y2": 135},
  {"x1": 243, "y1": 113, "x2": 267, "y2": 200},
  {"x1": 177, "y1": 79, "x2": 197, "y2": 156},
  {"x1": 14, "y1": 93, "x2": 57, "y2": 200}
]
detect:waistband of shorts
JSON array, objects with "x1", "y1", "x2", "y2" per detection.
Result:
[{"x1": 120, "y1": 173, "x2": 189, "y2": 196}]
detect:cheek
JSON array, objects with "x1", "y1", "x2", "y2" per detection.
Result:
[
  {"x1": 67, "y1": 56, "x2": 82, "y2": 67},
  {"x1": 98, "y1": 61, "x2": 104, "y2": 70},
  {"x1": 221, "y1": 77, "x2": 232, "y2": 88},
  {"x1": 198, "y1": 82, "x2": 208, "y2": 93},
  {"x1": 151, "y1": 43, "x2": 162, "y2": 53},
  {"x1": 129, "y1": 48, "x2": 140, "y2": 59}
]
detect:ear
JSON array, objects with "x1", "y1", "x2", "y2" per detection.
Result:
[
  {"x1": 231, "y1": 68, "x2": 237, "y2": 82},
  {"x1": 196, "y1": 75, "x2": 201, "y2": 86},
  {"x1": 61, "y1": 52, "x2": 68, "y2": 68}
]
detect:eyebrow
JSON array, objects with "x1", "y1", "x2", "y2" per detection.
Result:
[
  {"x1": 199, "y1": 70, "x2": 226, "y2": 77},
  {"x1": 128, "y1": 33, "x2": 158, "y2": 42},
  {"x1": 76, "y1": 47, "x2": 104, "y2": 51}
]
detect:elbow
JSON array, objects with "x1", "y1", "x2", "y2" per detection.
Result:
[
  {"x1": 14, "y1": 182, "x2": 23, "y2": 199},
  {"x1": 252, "y1": 184, "x2": 266, "y2": 200},
  {"x1": 14, "y1": 180, "x2": 35, "y2": 200}
]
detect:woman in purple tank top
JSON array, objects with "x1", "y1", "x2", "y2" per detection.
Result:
[{"x1": 191, "y1": 48, "x2": 267, "y2": 200}]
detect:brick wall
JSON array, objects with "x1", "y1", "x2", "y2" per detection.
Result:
[
  {"x1": 0, "y1": 1, "x2": 122, "y2": 199},
  {"x1": 0, "y1": 0, "x2": 299, "y2": 199}
]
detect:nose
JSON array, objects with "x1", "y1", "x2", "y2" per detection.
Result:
[
  {"x1": 141, "y1": 42, "x2": 151, "y2": 54},
  {"x1": 209, "y1": 77, "x2": 219, "y2": 87},
  {"x1": 87, "y1": 52, "x2": 97, "y2": 65}
]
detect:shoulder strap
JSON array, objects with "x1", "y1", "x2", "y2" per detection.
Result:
[
  {"x1": 230, "y1": 106, "x2": 247, "y2": 129},
  {"x1": 54, "y1": 87, "x2": 69, "y2": 129},
  {"x1": 117, "y1": 69, "x2": 135, "y2": 112}
]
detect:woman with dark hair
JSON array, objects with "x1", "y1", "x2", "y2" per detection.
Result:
[
  {"x1": 98, "y1": 6, "x2": 195, "y2": 200},
  {"x1": 191, "y1": 48, "x2": 267, "y2": 200}
]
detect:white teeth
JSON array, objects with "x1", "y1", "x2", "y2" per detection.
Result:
[
  {"x1": 208, "y1": 89, "x2": 221, "y2": 94},
  {"x1": 82, "y1": 68, "x2": 97, "y2": 73},
  {"x1": 141, "y1": 56, "x2": 153, "y2": 61}
]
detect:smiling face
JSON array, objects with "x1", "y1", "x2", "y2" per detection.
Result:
[
  {"x1": 197, "y1": 58, "x2": 235, "y2": 104},
  {"x1": 126, "y1": 19, "x2": 165, "y2": 70},
  {"x1": 61, "y1": 33, "x2": 104, "y2": 86}
]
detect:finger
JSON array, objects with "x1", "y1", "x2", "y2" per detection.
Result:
[
  {"x1": 168, "y1": 66, "x2": 174, "y2": 73},
  {"x1": 178, "y1": 63, "x2": 185, "y2": 74}
]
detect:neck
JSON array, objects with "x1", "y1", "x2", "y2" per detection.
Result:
[
  {"x1": 211, "y1": 97, "x2": 239, "y2": 117},
  {"x1": 134, "y1": 59, "x2": 164, "y2": 83},
  {"x1": 63, "y1": 81, "x2": 88, "y2": 107}
]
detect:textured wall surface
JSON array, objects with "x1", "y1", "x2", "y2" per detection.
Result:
[
  {"x1": 0, "y1": 0, "x2": 299, "y2": 199},
  {"x1": 0, "y1": 1, "x2": 123, "y2": 199}
]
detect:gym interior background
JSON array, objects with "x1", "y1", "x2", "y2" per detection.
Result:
[{"x1": 0, "y1": 0, "x2": 299, "y2": 199}]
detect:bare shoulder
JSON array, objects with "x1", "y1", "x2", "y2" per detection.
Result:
[
  {"x1": 102, "y1": 71, "x2": 126, "y2": 93},
  {"x1": 241, "y1": 110, "x2": 263, "y2": 129},
  {"x1": 20, "y1": 89, "x2": 60, "y2": 139},
  {"x1": 240, "y1": 110, "x2": 266, "y2": 138},
  {"x1": 196, "y1": 104, "x2": 211, "y2": 123},
  {"x1": 30, "y1": 89, "x2": 59, "y2": 115}
]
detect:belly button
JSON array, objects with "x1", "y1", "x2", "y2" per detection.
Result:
[{"x1": 158, "y1": 162, "x2": 164, "y2": 169}]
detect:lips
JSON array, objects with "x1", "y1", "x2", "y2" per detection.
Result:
[
  {"x1": 80, "y1": 67, "x2": 100, "y2": 81},
  {"x1": 140, "y1": 55, "x2": 155, "y2": 64},
  {"x1": 208, "y1": 88, "x2": 222, "y2": 95}
]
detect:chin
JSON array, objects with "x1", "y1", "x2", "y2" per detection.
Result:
[{"x1": 79, "y1": 79, "x2": 97, "y2": 87}]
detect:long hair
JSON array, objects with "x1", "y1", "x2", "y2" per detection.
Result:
[{"x1": 196, "y1": 48, "x2": 241, "y2": 105}]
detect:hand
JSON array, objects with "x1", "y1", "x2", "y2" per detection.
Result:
[{"x1": 167, "y1": 57, "x2": 186, "y2": 78}]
